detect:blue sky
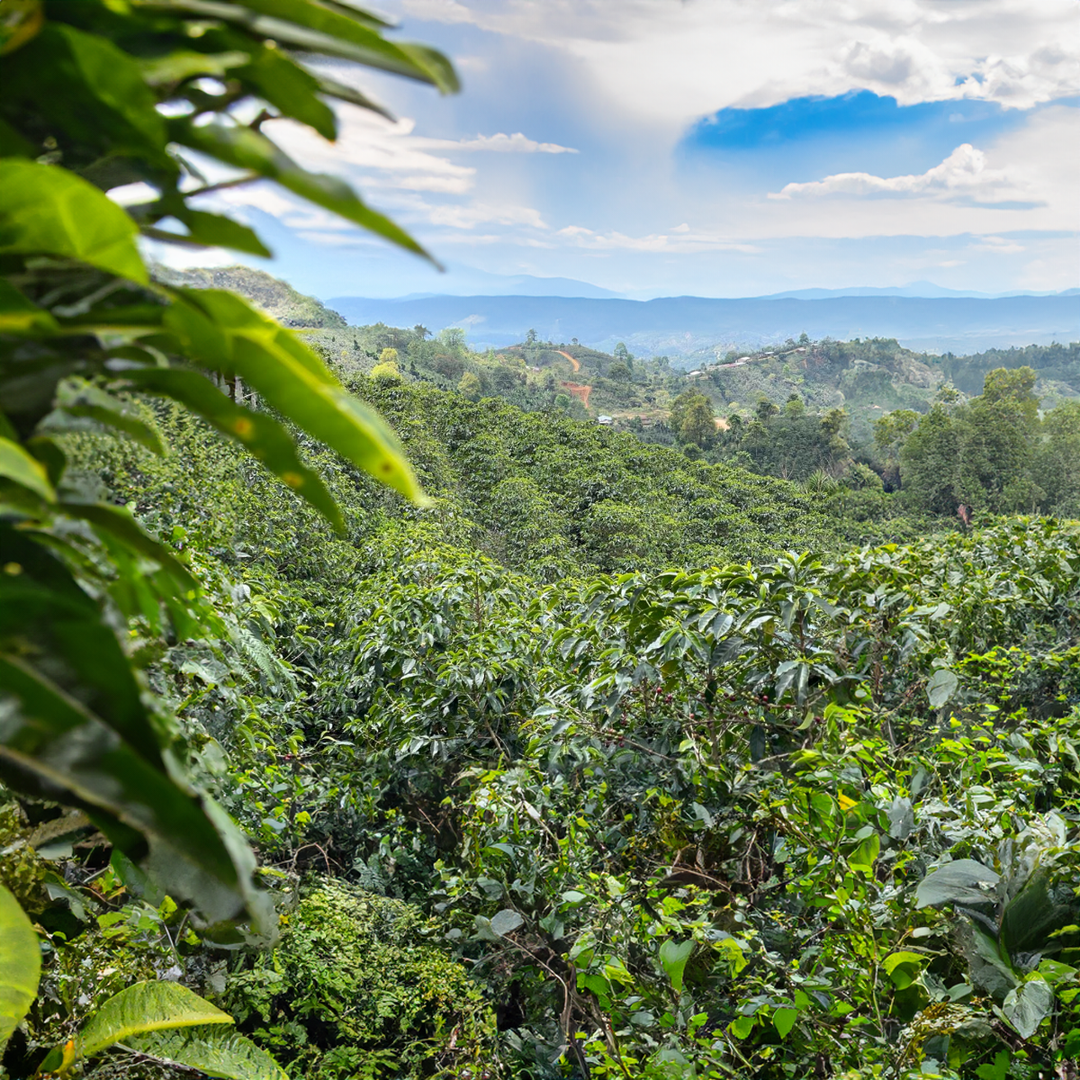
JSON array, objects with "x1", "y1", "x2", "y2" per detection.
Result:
[{"x1": 176, "y1": 0, "x2": 1080, "y2": 299}]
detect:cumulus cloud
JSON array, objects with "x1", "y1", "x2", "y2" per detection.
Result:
[
  {"x1": 769, "y1": 143, "x2": 1036, "y2": 205},
  {"x1": 399, "y1": 0, "x2": 1080, "y2": 122}
]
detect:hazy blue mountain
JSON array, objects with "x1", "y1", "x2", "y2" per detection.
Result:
[
  {"x1": 392, "y1": 263, "x2": 624, "y2": 300},
  {"x1": 759, "y1": 282, "x2": 1078, "y2": 300},
  {"x1": 325, "y1": 293, "x2": 1080, "y2": 357}
]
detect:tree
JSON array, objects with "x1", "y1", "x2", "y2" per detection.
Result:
[
  {"x1": 755, "y1": 398, "x2": 780, "y2": 423},
  {"x1": 679, "y1": 396, "x2": 717, "y2": 449},
  {"x1": 1033, "y1": 400, "x2": 1080, "y2": 516},
  {"x1": 982, "y1": 365, "x2": 1038, "y2": 426},
  {"x1": 900, "y1": 405, "x2": 962, "y2": 513},
  {"x1": 458, "y1": 371, "x2": 483, "y2": 400},
  {"x1": 0, "y1": 0, "x2": 457, "y2": 927}
]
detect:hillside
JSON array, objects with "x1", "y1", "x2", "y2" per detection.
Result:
[{"x1": 154, "y1": 264, "x2": 348, "y2": 329}]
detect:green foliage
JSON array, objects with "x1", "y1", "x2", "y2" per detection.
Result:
[
  {"x1": 897, "y1": 368, "x2": 1080, "y2": 517},
  {"x1": 0, "y1": 884, "x2": 40, "y2": 1055},
  {"x1": 1, "y1": 0, "x2": 453, "y2": 935},
  {"x1": 227, "y1": 883, "x2": 495, "y2": 1079}
]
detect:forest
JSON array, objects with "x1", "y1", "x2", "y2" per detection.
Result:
[{"x1": 1, "y1": 5, "x2": 1079, "y2": 1080}]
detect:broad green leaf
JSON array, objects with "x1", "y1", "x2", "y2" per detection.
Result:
[
  {"x1": 170, "y1": 121, "x2": 434, "y2": 263},
  {"x1": 489, "y1": 909, "x2": 524, "y2": 937},
  {"x1": 472, "y1": 915, "x2": 499, "y2": 942},
  {"x1": 163, "y1": 290, "x2": 425, "y2": 506},
  {"x1": 0, "y1": 884, "x2": 40, "y2": 1053},
  {"x1": 0, "y1": 655, "x2": 255, "y2": 925},
  {"x1": 4, "y1": 24, "x2": 169, "y2": 167},
  {"x1": 60, "y1": 501, "x2": 197, "y2": 595},
  {"x1": 659, "y1": 938, "x2": 695, "y2": 994},
  {"x1": 772, "y1": 1007, "x2": 798, "y2": 1039},
  {"x1": 311, "y1": 71, "x2": 394, "y2": 121},
  {"x1": 0, "y1": 160, "x2": 147, "y2": 283},
  {"x1": 204, "y1": 0, "x2": 458, "y2": 91},
  {"x1": 53, "y1": 380, "x2": 168, "y2": 456},
  {"x1": 916, "y1": 859, "x2": 1000, "y2": 909},
  {"x1": 122, "y1": 367, "x2": 344, "y2": 530},
  {"x1": 163, "y1": 209, "x2": 273, "y2": 258},
  {"x1": 236, "y1": 47, "x2": 337, "y2": 140},
  {"x1": 883, "y1": 951, "x2": 926, "y2": 989},
  {"x1": 129, "y1": 1026, "x2": 288, "y2": 1080},
  {"x1": 975, "y1": 1050, "x2": 1010, "y2": 1080},
  {"x1": 0, "y1": 279, "x2": 59, "y2": 335},
  {"x1": 74, "y1": 981, "x2": 232, "y2": 1062},
  {"x1": 926, "y1": 668, "x2": 959, "y2": 709},
  {"x1": 0, "y1": 436, "x2": 55, "y2": 501},
  {"x1": 1001, "y1": 975, "x2": 1053, "y2": 1039},
  {"x1": 848, "y1": 832, "x2": 880, "y2": 874},
  {"x1": 138, "y1": 49, "x2": 252, "y2": 87}
]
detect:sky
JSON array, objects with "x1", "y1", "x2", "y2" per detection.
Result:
[{"x1": 168, "y1": 0, "x2": 1080, "y2": 300}]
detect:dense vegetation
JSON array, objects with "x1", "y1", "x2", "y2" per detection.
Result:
[
  {"x1": 4, "y1": 351, "x2": 1079, "y2": 1080},
  {"x1": 2, "y1": 5, "x2": 1079, "y2": 1080}
]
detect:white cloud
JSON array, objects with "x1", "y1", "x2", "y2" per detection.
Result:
[
  {"x1": 423, "y1": 132, "x2": 578, "y2": 153},
  {"x1": 769, "y1": 143, "x2": 1034, "y2": 204},
  {"x1": 554, "y1": 224, "x2": 760, "y2": 253},
  {"x1": 427, "y1": 202, "x2": 549, "y2": 229},
  {"x1": 397, "y1": 0, "x2": 1080, "y2": 122}
]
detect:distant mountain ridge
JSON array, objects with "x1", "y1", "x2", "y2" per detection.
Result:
[{"x1": 326, "y1": 292, "x2": 1080, "y2": 357}]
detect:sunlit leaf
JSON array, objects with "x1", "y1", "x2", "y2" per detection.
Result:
[
  {"x1": 122, "y1": 367, "x2": 344, "y2": 530},
  {"x1": 74, "y1": 981, "x2": 232, "y2": 1062},
  {"x1": 0, "y1": 160, "x2": 147, "y2": 283},
  {"x1": 659, "y1": 938, "x2": 694, "y2": 994},
  {"x1": 163, "y1": 289, "x2": 425, "y2": 506},
  {"x1": 169, "y1": 121, "x2": 435, "y2": 264},
  {"x1": 0, "y1": 884, "x2": 40, "y2": 1053},
  {"x1": 0, "y1": 436, "x2": 55, "y2": 502},
  {"x1": 129, "y1": 1025, "x2": 288, "y2": 1080}
]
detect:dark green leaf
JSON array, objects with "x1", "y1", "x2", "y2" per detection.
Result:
[
  {"x1": 53, "y1": 379, "x2": 168, "y2": 456},
  {"x1": 163, "y1": 289, "x2": 425, "y2": 505},
  {"x1": 122, "y1": 367, "x2": 344, "y2": 530},
  {"x1": 0, "y1": 279, "x2": 60, "y2": 335},
  {"x1": 169, "y1": 121, "x2": 435, "y2": 263},
  {"x1": 163, "y1": 209, "x2": 273, "y2": 258},
  {"x1": 916, "y1": 860, "x2": 1001, "y2": 909}
]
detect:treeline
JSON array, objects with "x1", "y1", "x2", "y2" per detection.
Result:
[{"x1": 665, "y1": 364, "x2": 1080, "y2": 521}]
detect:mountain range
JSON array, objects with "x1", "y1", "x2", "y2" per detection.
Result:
[{"x1": 326, "y1": 291, "x2": 1080, "y2": 357}]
